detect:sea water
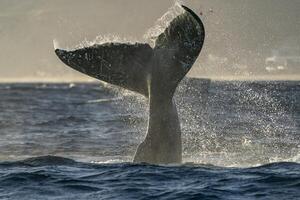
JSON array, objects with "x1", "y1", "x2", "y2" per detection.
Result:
[{"x1": 0, "y1": 79, "x2": 299, "y2": 199}]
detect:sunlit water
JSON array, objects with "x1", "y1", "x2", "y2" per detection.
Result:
[{"x1": 0, "y1": 78, "x2": 299, "y2": 199}]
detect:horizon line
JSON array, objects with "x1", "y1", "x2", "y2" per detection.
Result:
[{"x1": 0, "y1": 75, "x2": 299, "y2": 83}]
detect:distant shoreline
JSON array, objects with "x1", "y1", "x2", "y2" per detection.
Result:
[
  {"x1": 190, "y1": 75, "x2": 300, "y2": 81},
  {"x1": 0, "y1": 77, "x2": 97, "y2": 83},
  {"x1": 0, "y1": 75, "x2": 299, "y2": 83}
]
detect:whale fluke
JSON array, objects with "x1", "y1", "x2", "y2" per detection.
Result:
[
  {"x1": 55, "y1": 43, "x2": 153, "y2": 96},
  {"x1": 55, "y1": 5, "x2": 205, "y2": 164}
]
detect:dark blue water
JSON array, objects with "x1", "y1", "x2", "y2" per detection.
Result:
[
  {"x1": 0, "y1": 79, "x2": 299, "y2": 199},
  {"x1": 0, "y1": 156, "x2": 299, "y2": 200}
]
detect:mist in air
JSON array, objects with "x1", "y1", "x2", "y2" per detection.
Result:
[{"x1": 0, "y1": 0, "x2": 299, "y2": 81}]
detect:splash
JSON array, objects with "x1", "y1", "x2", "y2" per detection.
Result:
[
  {"x1": 53, "y1": 39, "x2": 60, "y2": 50},
  {"x1": 54, "y1": 35, "x2": 142, "y2": 51},
  {"x1": 53, "y1": 2, "x2": 185, "y2": 51},
  {"x1": 180, "y1": 81, "x2": 298, "y2": 167},
  {"x1": 143, "y1": 1, "x2": 185, "y2": 47},
  {"x1": 86, "y1": 97, "x2": 122, "y2": 104},
  {"x1": 72, "y1": 35, "x2": 141, "y2": 50}
]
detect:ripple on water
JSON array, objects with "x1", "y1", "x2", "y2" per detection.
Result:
[{"x1": 0, "y1": 156, "x2": 299, "y2": 199}]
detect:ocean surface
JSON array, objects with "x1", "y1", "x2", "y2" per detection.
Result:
[{"x1": 0, "y1": 79, "x2": 299, "y2": 199}]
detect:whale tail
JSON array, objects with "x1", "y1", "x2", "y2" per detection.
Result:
[
  {"x1": 55, "y1": 5, "x2": 204, "y2": 97},
  {"x1": 55, "y1": 5, "x2": 205, "y2": 164}
]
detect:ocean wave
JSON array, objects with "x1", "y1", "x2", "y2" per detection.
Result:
[
  {"x1": 86, "y1": 97, "x2": 122, "y2": 104},
  {"x1": 36, "y1": 116, "x2": 89, "y2": 126},
  {"x1": 0, "y1": 156, "x2": 299, "y2": 199},
  {"x1": 0, "y1": 155, "x2": 299, "y2": 169}
]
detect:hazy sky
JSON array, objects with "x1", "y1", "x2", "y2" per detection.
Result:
[{"x1": 0, "y1": 0, "x2": 299, "y2": 81}]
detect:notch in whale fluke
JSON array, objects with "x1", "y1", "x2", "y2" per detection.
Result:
[{"x1": 54, "y1": 5, "x2": 205, "y2": 98}]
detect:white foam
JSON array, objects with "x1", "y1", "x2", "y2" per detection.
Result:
[
  {"x1": 86, "y1": 97, "x2": 122, "y2": 104},
  {"x1": 53, "y1": 39, "x2": 60, "y2": 50},
  {"x1": 143, "y1": 2, "x2": 185, "y2": 46},
  {"x1": 59, "y1": 35, "x2": 142, "y2": 51}
]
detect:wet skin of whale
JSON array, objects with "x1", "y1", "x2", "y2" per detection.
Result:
[{"x1": 55, "y1": 5, "x2": 205, "y2": 164}]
